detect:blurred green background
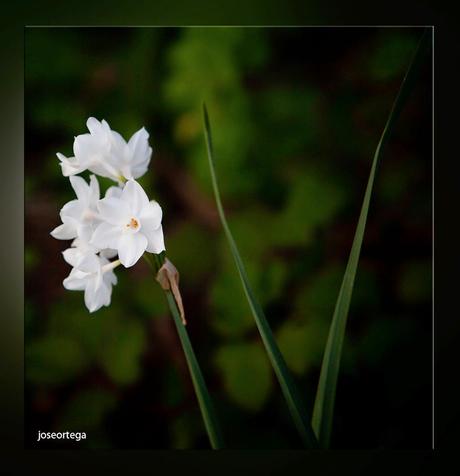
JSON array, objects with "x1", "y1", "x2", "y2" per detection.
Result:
[{"x1": 25, "y1": 27, "x2": 432, "y2": 449}]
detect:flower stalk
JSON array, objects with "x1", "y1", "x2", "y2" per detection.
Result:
[
  {"x1": 144, "y1": 252, "x2": 225, "y2": 449},
  {"x1": 101, "y1": 259, "x2": 121, "y2": 273}
]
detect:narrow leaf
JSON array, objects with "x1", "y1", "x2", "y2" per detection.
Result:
[
  {"x1": 202, "y1": 105, "x2": 319, "y2": 448},
  {"x1": 312, "y1": 29, "x2": 431, "y2": 448}
]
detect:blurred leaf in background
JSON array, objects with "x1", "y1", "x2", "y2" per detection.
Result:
[{"x1": 214, "y1": 342, "x2": 273, "y2": 412}]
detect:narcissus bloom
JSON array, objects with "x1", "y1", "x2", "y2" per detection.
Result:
[
  {"x1": 51, "y1": 175, "x2": 100, "y2": 242},
  {"x1": 91, "y1": 179, "x2": 165, "y2": 268},
  {"x1": 63, "y1": 250, "x2": 119, "y2": 313},
  {"x1": 51, "y1": 118, "x2": 165, "y2": 313},
  {"x1": 57, "y1": 118, "x2": 152, "y2": 183}
]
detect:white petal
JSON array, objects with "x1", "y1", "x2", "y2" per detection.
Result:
[
  {"x1": 86, "y1": 117, "x2": 102, "y2": 135},
  {"x1": 139, "y1": 200, "x2": 162, "y2": 231},
  {"x1": 51, "y1": 222, "x2": 77, "y2": 240},
  {"x1": 62, "y1": 247, "x2": 100, "y2": 272},
  {"x1": 104, "y1": 270, "x2": 118, "y2": 286},
  {"x1": 109, "y1": 130, "x2": 127, "y2": 154},
  {"x1": 93, "y1": 268, "x2": 103, "y2": 291},
  {"x1": 101, "y1": 119, "x2": 113, "y2": 135},
  {"x1": 90, "y1": 222, "x2": 121, "y2": 249},
  {"x1": 126, "y1": 128, "x2": 151, "y2": 180},
  {"x1": 105, "y1": 185, "x2": 123, "y2": 199},
  {"x1": 97, "y1": 197, "x2": 131, "y2": 225},
  {"x1": 73, "y1": 134, "x2": 98, "y2": 164},
  {"x1": 130, "y1": 153, "x2": 151, "y2": 179},
  {"x1": 60, "y1": 200, "x2": 84, "y2": 220},
  {"x1": 128, "y1": 127, "x2": 149, "y2": 152},
  {"x1": 57, "y1": 153, "x2": 85, "y2": 176},
  {"x1": 69, "y1": 176, "x2": 89, "y2": 202},
  {"x1": 77, "y1": 223, "x2": 96, "y2": 244},
  {"x1": 60, "y1": 162, "x2": 80, "y2": 177},
  {"x1": 62, "y1": 248, "x2": 80, "y2": 267},
  {"x1": 57, "y1": 152, "x2": 70, "y2": 163},
  {"x1": 84, "y1": 280, "x2": 111, "y2": 313},
  {"x1": 89, "y1": 175, "x2": 100, "y2": 203},
  {"x1": 83, "y1": 280, "x2": 98, "y2": 312},
  {"x1": 87, "y1": 161, "x2": 119, "y2": 182},
  {"x1": 127, "y1": 128, "x2": 150, "y2": 164},
  {"x1": 118, "y1": 233, "x2": 148, "y2": 268},
  {"x1": 76, "y1": 253, "x2": 100, "y2": 273},
  {"x1": 121, "y1": 180, "x2": 149, "y2": 215},
  {"x1": 63, "y1": 268, "x2": 89, "y2": 290},
  {"x1": 145, "y1": 225, "x2": 166, "y2": 254},
  {"x1": 120, "y1": 164, "x2": 134, "y2": 180}
]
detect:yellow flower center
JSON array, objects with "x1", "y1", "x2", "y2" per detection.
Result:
[{"x1": 126, "y1": 218, "x2": 139, "y2": 229}]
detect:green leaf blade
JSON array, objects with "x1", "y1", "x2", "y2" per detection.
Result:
[
  {"x1": 312, "y1": 29, "x2": 431, "y2": 448},
  {"x1": 203, "y1": 104, "x2": 319, "y2": 448}
]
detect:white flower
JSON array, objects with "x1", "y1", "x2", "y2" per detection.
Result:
[
  {"x1": 57, "y1": 118, "x2": 112, "y2": 178},
  {"x1": 54, "y1": 118, "x2": 165, "y2": 313},
  {"x1": 57, "y1": 118, "x2": 152, "y2": 183},
  {"x1": 63, "y1": 250, "x2": 119, "y2": 313},
  {"x1": 50, "y1": 175, "x2": 100, "y2": 242},
  {"x1": 91, "y1": 179, "x2": 165, "y2": 268},
  {"x1": 110, "y1": 124, "x2": 152, "y2": 181},
  {"x1": 66, "y1": 236, "x2": 118, "y2": 263}
]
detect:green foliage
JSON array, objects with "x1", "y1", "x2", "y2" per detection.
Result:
[
  {"x1": 272, "y1": 171, "x2": 346, "y2": 246},
  {"x1": 165, "y1": 29, "x2": 267, "y2": 110},
  {"x1": 166, "y1": 221, "x2": 218, "y2": 282},
  {"x1": 215, "y1": 342, "x2": 273, "y2": 412},
  {"x1": 204, "y1": 104, "x2": 319, "y2": 447},
  {"x1": 26, "y1": 335, "x2": 90, "y2": 385},
  {"x1": 145, "y1": 250, "x2": 225, "y2": 449},
  {"x1": 276, "y1": 320, "x2": 328, "y2": 376},
  {"x1": 254, "y1": 87, "x2": 319, "y2": 159},
  {"x1": 210, "y1": 269, "x2": 254, "y2": 337},
  {"x1": 224, "y1": 209, "x2": 276, "y2": 261},
  {"x1": 97, "y1": 320, "x2": 146, "y2": 385},
  {"x1": 58, "y1": 388, "x2": 117, "y2": 431},
  {"x1": 368, "y1": 32, "x2": 419, "y2": 81},
  {"x1": 27, "y1": 297, "x2": 147, "y2": 387},
  {"x1": 165, "y1": 284, "x2": 225, "y2": 449},
  {"x1": 210, "y1": 261, "x2": 288, "y2": 338},
  {"x1": 296, "y1": 265, "x2": 380, "y2": 320},
  {"x1": 165, "y1": 29, "x2": 269, "y2": 200},
  {"x1": 312, "y1": 31, "x2": 429, "y2": 448},
  {"x1": 133, "y1": 277, "x2": 169, "y2": 318},
  {"x1": 211, "y1": 236, "x2": 288, "y2": 338},
  {"x1": 295, "y1": 266, "x2": 343, "y2": 319}
]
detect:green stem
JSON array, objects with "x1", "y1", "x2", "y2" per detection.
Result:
[{"x1": 144, "y1": 253, "x2": 225, "y2": 449}]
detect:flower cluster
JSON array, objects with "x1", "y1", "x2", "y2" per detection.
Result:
[{"x1": 51, "y1": 118, "x2": 165, "y2": 313}]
